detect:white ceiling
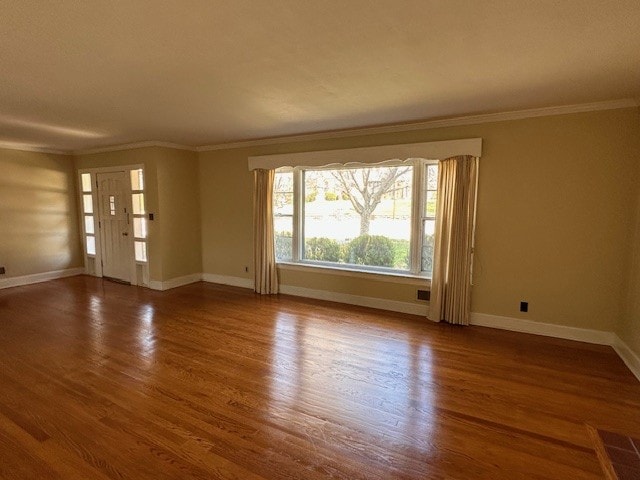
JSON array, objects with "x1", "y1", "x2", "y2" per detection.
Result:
[{"x1": 1, "y1": 0, "x2": 639, "y2": 152}]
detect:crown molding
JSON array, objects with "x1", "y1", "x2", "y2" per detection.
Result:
[
  {"x1": 196, "y1": 98, "x2": 638, "y2": 152},
  {"x1": 0, "y1": 143, "x2": 70, "y2": 155},
  {"x1": 0, "y1": 99, "x2": 636, "y2": 156},
  {"x1": 73, "y1": 141, "x2": 197, "y2": 155}
]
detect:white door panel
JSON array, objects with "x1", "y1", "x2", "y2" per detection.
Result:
[{"x1": 97, "y1": 172, "x2": 131, "y2": 283}]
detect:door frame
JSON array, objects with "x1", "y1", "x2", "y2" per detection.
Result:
[{"x1": 77, "y1": 164, "x2": 150, "y2": 286}]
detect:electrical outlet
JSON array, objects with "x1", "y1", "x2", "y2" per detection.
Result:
[
  {"x1": 0, "y1": 266, "x2": 5, "y2": 275},
  {"x1": 520, "y1": 301, "x2": 528, "y2": 313}
]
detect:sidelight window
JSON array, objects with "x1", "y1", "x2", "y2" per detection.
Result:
[
  {"x1": 80, "y1": 173, "x2": 96, "y2": 255},
  {"x1": 130, "y1": 169, "x2": 147, "y2": 262}
]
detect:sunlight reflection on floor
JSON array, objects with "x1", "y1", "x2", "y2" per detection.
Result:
[{"x1": 269, "y1": 312, "x2": 437, "y2": 455}]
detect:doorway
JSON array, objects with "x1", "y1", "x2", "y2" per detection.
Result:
[{"x1": 78, "y1": 166, "x2": 149, "y2": 286}]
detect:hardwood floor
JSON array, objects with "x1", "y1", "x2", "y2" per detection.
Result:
[{"x1": 0, "y1": 276, "x2": 639, "y2": 479}]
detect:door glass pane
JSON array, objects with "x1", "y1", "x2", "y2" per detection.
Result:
[
  {"x1": 134, "y1": 241, "x2": 147, "y2": 262},
  {"x1": 133, "y1": 217, "x2": 147, "y2": 239},
  {"x1": 84, "y1": 216, "x2": 95, "y2": 234},
  {"x1": 86, "y1": 236, "x2": 96, "y2": 255},
  {"x1": 130, "y1": 169, "x2": 144, "y2": 191},
  {"x1": 81, "y1": 173, "x2": 92, "y2": 192},
  {"x1": 132, "y1": 193, "x2": 145, "y2": 214},
  {"x1": 83, "y1": 194, "x2": 93, "y2": 214},
  {"x1": 109, "y1": 195, "x2": 116, "y2": 215}
]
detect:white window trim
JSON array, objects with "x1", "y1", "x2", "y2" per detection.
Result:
[
  {"x1": 249, "y1": 138, "x2": 482, "y2": 170},
  {"x1": 277, "y1": 261, "x2": 430, "y2": 286}
]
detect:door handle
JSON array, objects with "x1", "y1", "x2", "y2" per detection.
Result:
[{"x1": 122, "y1": 232, "x2": 129, "y2": 236}]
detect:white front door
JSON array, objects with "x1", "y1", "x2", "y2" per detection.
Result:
[{"x1": 97, "y1": 172, "x2": 131, "y2": 283}]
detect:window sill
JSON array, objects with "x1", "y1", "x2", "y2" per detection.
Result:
[{"x1": 277, "y1": 261, "x2": 431, "y2": 287}]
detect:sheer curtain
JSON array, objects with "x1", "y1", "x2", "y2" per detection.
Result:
[
  {"x1": 429, "y1": 156, "x2": 479, "y2": 325},
  {"x1": 253, "y1": 169, "x2": 278, "y2": 294}
]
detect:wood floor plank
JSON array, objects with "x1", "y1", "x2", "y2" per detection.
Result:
[{"x1": 1, "y1": 276, "x2": 639, "y2": 479}]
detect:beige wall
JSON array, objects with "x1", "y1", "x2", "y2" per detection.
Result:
[
  {"x1": 472, "y1": 109, "x2": 639, "y2": 332},
  {"x1": 621, "y1": 178, "x2": 640, "y2": 355},
  {"x1": 156, "y1": 148, "x2": 202, "y2": 280},
  {"x1": 200, "y1": 149, "x2": 254, "y2": 279},
  {"x1": 73, "y1": 146, "x2": 201, "y2": 282},
  {"x1": 0, "y1": 148, "x2": 83, "y2": 277},
  {"x1": 200, "y1": 108, "x2": 640, "y2": 333}
]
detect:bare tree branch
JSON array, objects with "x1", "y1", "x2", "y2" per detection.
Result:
[{"x1": 330, "y1": 166, "x2": 410, "y2": 235}]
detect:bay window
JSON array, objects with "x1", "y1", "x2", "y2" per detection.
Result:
[{"x1": 274, "y1": 159, "x2": 438, "y2": 277}]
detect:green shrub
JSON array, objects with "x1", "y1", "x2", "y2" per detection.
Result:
[
  {"x1": 347, "y1": 235, "x2": 394, "y2": 267},
  {"x1": 324, "y1": 191, "x2": 339, "y2": 201},
  {"x1": 305, "y1": 191, "x2": 317, "y2": 202},
  {"x1": 275, "y1": 231, "x2": 292, "y2": 260},
  {"x1": 390, "y1": 239, "x2": 410, "y2": 270},
  {"x1": 305, "y1": 237, "x2": 342, "y2": 262}
]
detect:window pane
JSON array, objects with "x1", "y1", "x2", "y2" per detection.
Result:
[
  {"x1": 83, "y1": 194, "x2": 93, "y2": 214},
  {"x1": 274, "y1": 171, "x2": 294, "y2": 261},
  {"x1": 275, "y1": 227, "x2": 293, "y2": 261},
  {"x1": 421, "y1": 219, "x2": 436, "y2": 274},
  {"x1": 273, "y1": 171, "x2": 293, "y2": 210},
  {"x1": 81, "y1": 173, "x2": 92, "y2": 192},
  {"x1": 135, "y1": 241, "x2": 147, "y2": 262},
  {"x1": 132, "y1": 193, "x2": 145, "y2": 214},
  {"x1": 84, "y1": 215, "x2": 95, "y2": 234},
  {"x1": 130, "y1": 169, "x2": 144, "y2": 191},
  {"x1": 427, "y1": 164, "x2": 438, "y2": 190},
  {"x1": 303, "y1": 166, "x2": 412, "y2": 270},
  {"x1": 86, "y1": 235, "x2": 96, "y2": 255},
  {"x1": 133, "y1": 217, "x2": 147, "y2": 239},
  {"x1": 109, "y1": 195, "x2": 116, "y2": 216},
  {"x1": 425, "y1": 190, "x2": 437, "y2": 217}
]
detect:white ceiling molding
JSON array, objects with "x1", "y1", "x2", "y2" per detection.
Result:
[
  {"x1": 73, "y1": 141, "x2": 197, "y2": 156},
  {"x1": 0, "y1": 143, "x2": 69, "y2": 155},
  {"x1": 203, "y1": 99, "x2": 637, "y2": 152},
  {"x1": 248, "y1": 138, "x2": 482, "y2": 171},
  {"x1": 0, "y1": 99, "x2": 635, "y2": 156}
]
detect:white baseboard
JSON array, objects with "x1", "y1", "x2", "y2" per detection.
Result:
[
  {"x1": 198, "y1": 273, "x2": 427, "y2": 315},
  {"x1": 201, "y1": 273, "x2": 254, "y2": 289},
  {"x1": 279, "y1": 284, "x2": 427, "y2": 316},
  {"x1": 148, "y1": 273, "x2": 203, "y2": 291},
  {"x1": 0, "y1": 267, "x2": 85, "y2": 290},
  {"x1": 612, "y1": 335, "x2": 640, "y2": 382},
  {"x1": 198, "y1": 275, "x2": 615, "y2": 343},
  {"x1": 470, "y1": 312, "x2": 615, "y2": 345}
]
